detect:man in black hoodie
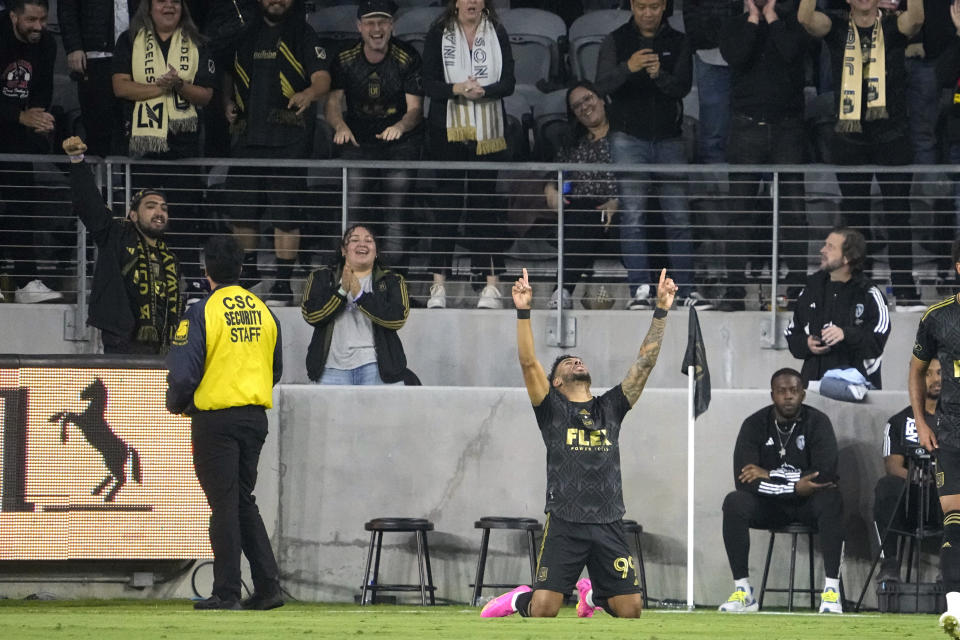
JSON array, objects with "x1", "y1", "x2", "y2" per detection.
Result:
[{"x1": 785, "y1": 227, "x2": 891, "y2": 389}]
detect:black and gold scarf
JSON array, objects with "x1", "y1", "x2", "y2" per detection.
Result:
[
  {"x1": 126, "y1": 234, "x2": 181, "y2": 351},
  {"x1": 231, "y1": 17, "x2": 309, "y2": 133}
]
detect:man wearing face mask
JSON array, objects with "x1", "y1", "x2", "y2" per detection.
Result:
[{"x1": 63, "y1": 135, "x2": 183, "y2": 354}]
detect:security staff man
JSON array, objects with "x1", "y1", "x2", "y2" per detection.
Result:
[{"x1": 166, "y1": 235, "x2": 283, "y2": 611}]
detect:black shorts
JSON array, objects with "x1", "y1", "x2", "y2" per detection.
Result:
[
  {"x1": 937, "y1": 444, "x2": 960, "y2": 497},
  {"x1": 534, "y1": 513, "x2": 641, "y2": 598}
]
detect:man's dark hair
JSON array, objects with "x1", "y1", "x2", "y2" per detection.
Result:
[
  {"x1": 952, "y1": 236, "x2": 960, "y2": 267},
  {"x1": 832, "y1": 226, "x2": 866, "y2": 274},
  {"x1": 204, "y1": 235, "x2": 244, "y2": 285},
  {"x1": 770, "y1": 367, "x2": 803, "y2": 388},
  {"x1": 548, "y1": 354, "x2": 578, "y2": 383},
  {"x1": 11, "y1": 0, "x2": 48, "y2": 12}
]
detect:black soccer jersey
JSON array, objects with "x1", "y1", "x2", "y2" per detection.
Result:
[
  {"x1": 330, "y1": 38, "x2": 422, "y2": 145},
  {"x1": 532, "y1": 385, "x2": 631, "y2": 524},
  {"x1": 883, "y1": 406, "x2": 934, "y2": 462},
  {"x1": 914, "y1": 295, "x2": 960, "y2": 448}
]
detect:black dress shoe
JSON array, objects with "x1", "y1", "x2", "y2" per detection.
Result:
[
  {"x1": 241, "y1": 592, "x2": 285, "y2": 610},
  {"x1": 194, "y1": 596, "x2": 242, "y2": 610}
]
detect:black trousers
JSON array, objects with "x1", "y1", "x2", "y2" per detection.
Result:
[
  {"x1": 192, "y1": 405, "x2": 280, "y2": 602},
  {"x1": 721, "y1": 488, "x2": 844, "y2": 580},
  {"x1": 76, "y1": 58, "x2": 122, "y2": 157}
]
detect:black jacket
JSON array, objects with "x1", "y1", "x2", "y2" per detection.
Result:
[
  {"x1": 733, "y1": 404, "x2": 839, "y2": 497},
  {"x1": 936, "y1": 35, "x2": 960, "y2": 143},
  {"x1": 421, "y1": 19, "x2": 515, "y2": 133},
  {"x1": 69, "y1": 161, "x2": 182, "y2": 344},
  {"x1": 300, "y1": 263, "x2": 409, "y2": 383},
  {"x1": 595, "y1": 19, "x2": 691, "y2": 141},
  {"x1": 58, "y1": 0, "x2": 138, "y2": 54},
  {"x1": 784, "y1": 270, "x2": 891, "y2": 388},
  {"x1": 719, "y1": 7, "x2": 808, "y2": 121}
]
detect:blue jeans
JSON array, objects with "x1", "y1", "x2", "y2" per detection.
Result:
[
  {"x1": 694, "y1": 58, "x2": 731, "y2": 164},
  {"x1": 905, "y1": 57, "x2": 939, "y2": 165},
  {"x1": 609, "y1": 132, "x2": 694, "y2": 296},
  {"x1": 317, "y1": 362, "x2": 387, "y2": 385}
]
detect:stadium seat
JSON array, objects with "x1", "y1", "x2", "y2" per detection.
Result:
[
  {"x1": 497, "y1": 8, "x2": 568, "y2": 88},
  {"x1": 307, "y1": 4, "x2": 360, "y2": 56},
  {"x1": 361, "y1": 517, "x2": 437, "y2": 605},
  {"x1": 470, "y1": 516, "x2": 542, "y2": 607},
  {"x1": 568, "y1": 10, "x2": 630, "y2": 82},
  {"x1": 621, "y1": 519, "x2": 650, "y2": 609},
  {"x1": 502, "y1": 91, "x2": 534, "y2": 162},
  {"x1": 529, "y1": 88, "x2": 568, "y2": 161},
  {"x1": 393, "y1": 6, "x2": 445, "y2": 55}
]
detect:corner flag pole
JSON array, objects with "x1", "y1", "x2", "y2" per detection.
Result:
[{"x1": 686, "y1": 363, "x2": 695, "y2": 611}]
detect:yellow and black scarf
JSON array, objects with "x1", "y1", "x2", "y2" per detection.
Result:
[
  {"x1": 126, "y1": 234, "x2": 181, "y2": 351},
  {"x1": 232, "y1": 19, "x2": 309, "y2": 133},
  {"x1": 130, "y1": 27, "x2": 200, "y2": 155},
  {"x1": 836, "y1": 15, "x2": 887, "y2": 134}
]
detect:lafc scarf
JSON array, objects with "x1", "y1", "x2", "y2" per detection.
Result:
[
  {"x1": 232, "y1": 19, "x2": 309, "y2": 133},
  {"x1": 441, "y1": 16, "x2": 507, "y2": 155},
  {"x1": 836, "y1": 15, "x2": 887, "y2": 134},
  {"x1": 130, "y1": 28, "x2": 200, "y2": 155},
  {"x1": 127, "y1": 233, "x2": 181, "y2": 351}
]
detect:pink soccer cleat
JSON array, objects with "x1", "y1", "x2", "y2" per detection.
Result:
[
  {"x1": 480, "y1": 585, "x2": 531, "y2": 618},
  {"x1": 576, "y1": 578, "x2": 601, "y2": 618}
]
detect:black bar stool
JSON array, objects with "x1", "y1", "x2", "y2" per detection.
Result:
[
  {"x1": 470, "y1": 516, "x2": 542, "y2": 607},
  {"x1": 757, "y1": 522, "x2": 844, "y2": 611},
  {"x1": 621, "y1": 519, "x2": 649, "y2": 608},
  {"x1": 361, "y1": 517, "x2": 436, "y2": 605}
]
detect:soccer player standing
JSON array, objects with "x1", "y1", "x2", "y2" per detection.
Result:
[
  {"x1": 480, "y1": 267, "x2": 677, "y2": 618},
  {"x1": 911, "y1": 238, "x2": 960, "y2": 639}
]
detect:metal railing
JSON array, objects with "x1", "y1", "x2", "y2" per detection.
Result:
[{"x1": 1, "y1": 153, "x2": 956, "y2": 345}]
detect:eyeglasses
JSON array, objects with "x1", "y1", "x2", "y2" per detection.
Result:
[{"x1": 570, "y1": 93, "x2": 599, "y2": 113}]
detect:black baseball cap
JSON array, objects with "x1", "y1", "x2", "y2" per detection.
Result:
[{"x1": 357, "y1": 0, "x2": 397, "y2": 19}]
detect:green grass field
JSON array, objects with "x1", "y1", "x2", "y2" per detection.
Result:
[{"x1": 0, "y1": 601, "x2": 945, "y2": 640}]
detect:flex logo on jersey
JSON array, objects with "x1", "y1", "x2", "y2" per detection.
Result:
[{"x1": 565, "y1": 428, "x2": 612, "y2": 450}]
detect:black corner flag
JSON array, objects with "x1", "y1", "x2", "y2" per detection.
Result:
[{"x1": 681, "y1": 306, "x2": 711, "y2": 418}]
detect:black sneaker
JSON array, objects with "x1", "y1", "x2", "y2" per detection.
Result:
[
  {"x1": 241, "y1": 592, "x2": 285, "y2": 611},
  {"x1": 193, "y1": 596, "x2": 242, "y2": 610},
  {"x1": 677, "y1": 291, "x2": 713, "y2": 310},
  {"x1": 717, "y1": 287, "x2": 746, "y2": 312},
  {"x1": 264, "y1": 281, "x2": 295, "y2": 307}
]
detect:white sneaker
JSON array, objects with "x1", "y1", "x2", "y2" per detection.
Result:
[
  {"x1": 15, "y1": 279, "x2": 64, "y2": 303},
  {"x1": 679, "y1": 291, "x2": 714, "y2": 310},
  {"x1": 941, "y1": 611, "x2": 960, "y2": 639},
  {"x1": 549, "y1": 288, "x2": 572, "y2": 309},
  {"x1": 627, "y1": 284, "x2": 651, "y2": 310},
  {"x1": 718, "y1": 587, "x2": 758, "y2": 613},
  {"x1": 477, "y1": 284, "x2": 502, "y2": 309},
  {"x1": 818, "y1": 587, "x2": 842, "y2": 614},
  {"x1": 427, "y1": 283, "x2": 446, "y2": 309}
]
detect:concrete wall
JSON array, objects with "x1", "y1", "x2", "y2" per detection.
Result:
[
  {"x1": 2, "y1": 305, "x2": 927, "y2": 390},
  {"x1": 272, "y1": 385, "x2": 930, "y2": 609}
]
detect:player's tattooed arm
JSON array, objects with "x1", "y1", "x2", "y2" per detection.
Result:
[
  {"x1": 621, "y1": 269, "x2": 675, "y2": 406},
  {"x1": 621, "y1": 317, "x2": 666, "y2": 406}
]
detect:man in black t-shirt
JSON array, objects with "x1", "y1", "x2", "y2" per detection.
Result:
[
  {"x1": 911, "y1": 238, "x2": 960, "y2": 638},
  {"x1": 717, "y1": 368, "x2": 844, "y2": 614},
  {"x1": 874, "y1": 357, "x2": 942, "y2": 583},
  {"x1": 798, "y1": 0, "x2": 925, "y2": 311},
  {"x1": 0, "y1": 0, "x2": 66, "y2": 302},
  {"x1": 325, "y1": 0, "x2": 423, "y2": 269},
  {"x1": 480, "y1": 267, "x2": 678, "y2": 620},
  {"x1": 222, "y1": 0, "x2": 331, "y2": 306}
]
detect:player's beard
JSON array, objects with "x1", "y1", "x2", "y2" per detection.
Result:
[{"x1": 568, "y1": 372, "x2": 592, "y2": 385}]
